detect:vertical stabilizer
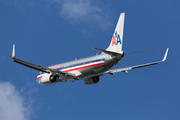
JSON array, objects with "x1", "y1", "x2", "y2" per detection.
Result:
[{"x1": 106, "y1": 13, "x2": 125, "y2": 53}]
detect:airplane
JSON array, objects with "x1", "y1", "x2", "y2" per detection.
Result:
[{"x1": 12, "y1": 13, "x2": 169, "y2": 86}]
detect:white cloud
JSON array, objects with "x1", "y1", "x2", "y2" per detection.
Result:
[
  {"x1": 0, "y1": 82, "x2": 31, "y2": 120},
  {"x1": 61, "y1": 0, "x2": 102, "y2": 19},
  {"x1": 1, "y1": 0, "x2": 112, "y2": 29},
  {"x1": 55, "y1": 0, "x2": 112, "y2": 29}
]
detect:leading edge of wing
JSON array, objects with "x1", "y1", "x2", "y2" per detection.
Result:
[
  {"x1": 12, "y1": 44, "x2": 76, "y2": 78},
  {"x1": 12, "y1": 45, "x2": 50, "y2": 73},
  {"x1": 104, "y1": 48, "x2": 169, "y2": 74}
]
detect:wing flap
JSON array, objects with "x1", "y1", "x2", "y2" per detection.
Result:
[{"x1": 105, "y1": 62, "x2": 158, "y2": 74}]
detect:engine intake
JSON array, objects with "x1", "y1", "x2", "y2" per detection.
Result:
[
  {"x1": 49, "y1": 75, "x2": 57, "y2": 83},
  {"x1": 84, "y1": 76, "x2": 100, "y2": 85}
]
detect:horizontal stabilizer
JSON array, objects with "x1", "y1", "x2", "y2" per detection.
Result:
[
  {"x1": 93, "y1": 47, "x2": 122, "y2": 56},
  {"x1": 124, "y1": 49, "x2": 158, "y2": 55}
]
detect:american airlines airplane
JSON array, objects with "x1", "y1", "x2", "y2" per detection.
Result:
[{"x1": 12, "y1": 13, "x2": 169, "y2": 86}]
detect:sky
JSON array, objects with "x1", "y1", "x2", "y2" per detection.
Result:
[{"x1": 0, "y1": 0, "x2": 180, "y2": 120}]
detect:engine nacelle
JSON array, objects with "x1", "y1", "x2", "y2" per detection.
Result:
[
  {"x1": 84, "y1": 76, "x2": 100, "y2": 85},
  {"x1": 38, "y1": 74, "x2": 58, "y2": 86}
]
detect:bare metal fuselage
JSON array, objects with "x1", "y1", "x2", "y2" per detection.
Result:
[{"x1": 37, "y1": 53, "x2": 123, "y2": 85}]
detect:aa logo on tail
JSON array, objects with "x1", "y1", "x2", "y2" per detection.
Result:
[{"x1": 111, "y1": 31, "x2": 121, "y2": 46}]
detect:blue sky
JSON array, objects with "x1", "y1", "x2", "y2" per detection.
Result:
[{"x1": 0, "y1": 0, "x2": 180, "y2": 120}]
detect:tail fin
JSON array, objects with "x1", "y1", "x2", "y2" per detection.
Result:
[{"x1": 106, "y1": 12, "x2": 125, "y2": 53}]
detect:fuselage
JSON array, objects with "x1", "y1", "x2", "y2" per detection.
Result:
[{"x1": 36, "y1": 53, "x2": 123, "y2": 86}]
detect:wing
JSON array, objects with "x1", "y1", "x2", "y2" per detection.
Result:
[
  {"x1": 12, "y1": 44, "x2": 77, "y2": 79},
  {"x1": 104, "y1": 48, "x2": 169, "y2": 75}
]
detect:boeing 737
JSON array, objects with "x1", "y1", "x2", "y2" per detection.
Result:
[{"x1": 12, "y1": 13, "x2": 169, "y2": 86}]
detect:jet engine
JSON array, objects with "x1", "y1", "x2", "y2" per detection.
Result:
[
  {"x1": 40, "y1": 74, "x2": 58, "y2": 85},
  {"x1": 84, "y1": 76, "x2": 100, "y2": 85}
]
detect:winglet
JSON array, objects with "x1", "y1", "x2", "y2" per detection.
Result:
[
  {"x1": 12, "y1": 44, "x2": 15, "y2": 59},
  {"x1": 162, "y1": 48, "x2": 169, "y2": 62}
]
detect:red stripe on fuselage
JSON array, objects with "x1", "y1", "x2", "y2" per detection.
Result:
[{"x1": 64, "y1": 62, "x2": 104, "y2": 72}]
